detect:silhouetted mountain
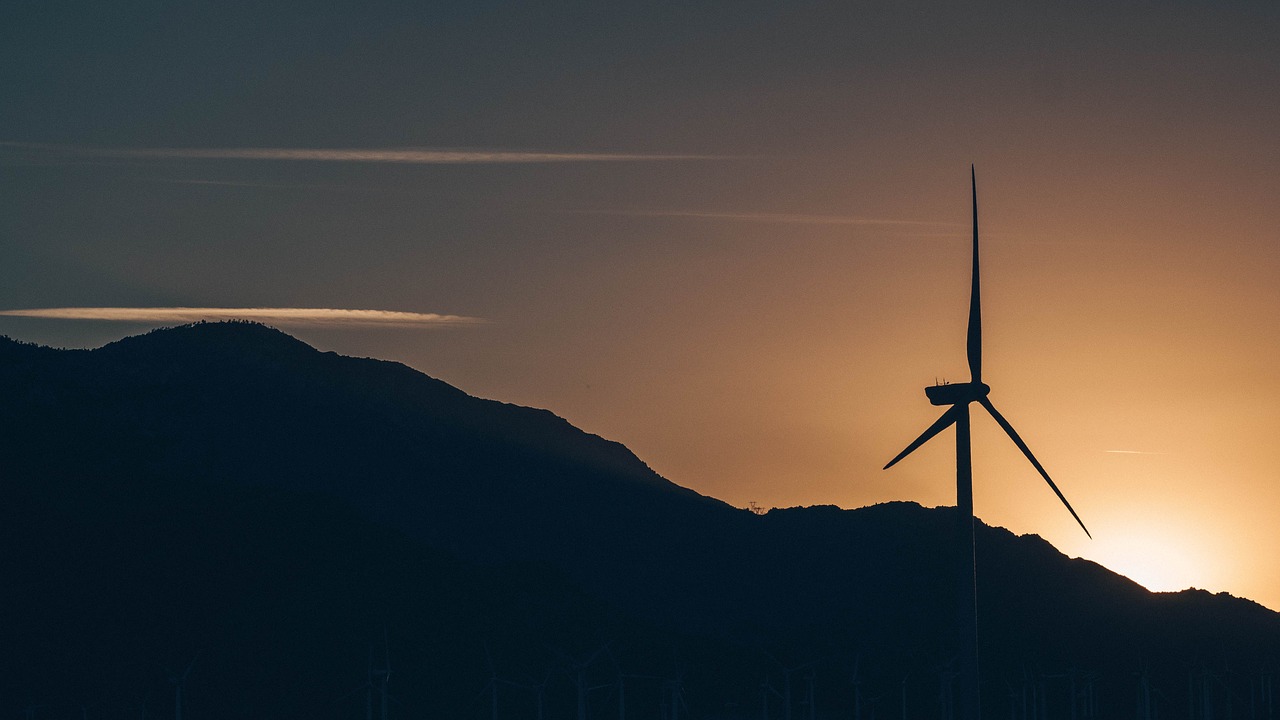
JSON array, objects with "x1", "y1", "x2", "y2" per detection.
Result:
[{"x1": 2, "y1": 322, "x2": 1277, "y2": 720}]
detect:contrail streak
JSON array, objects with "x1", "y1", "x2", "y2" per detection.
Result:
[
  {"x1": 0, "y1": 142, "x2": 718, "y2": 164},
  {"x1": 0, "y1": 307, "x2": 486, "y2": 327}
]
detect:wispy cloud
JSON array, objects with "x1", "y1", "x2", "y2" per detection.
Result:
[
  {"x1": 1105, "y1": 449, "x2": 1168, "y2": 455},
  {"x1": 574, "y1": 208, "x2": 957, "y2": 227},
  {"x1": 150, "y1": 178, "x2": 328, "y2": 190},
  {"x1": 0, "y1": 307, "x2": 485, "y2": 327},
  {"x1": 1, "y1": 142, "x2": 718, "y2": 164}
]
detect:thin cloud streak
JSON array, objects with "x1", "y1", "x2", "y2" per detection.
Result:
[
  {"x1": 1105, "y1": 449, "x2": 1168, "y2": 455},
  {"x1": 1, "y1": 142, "x2": 719, "y2": 164},
  {"x1": 576, "y1": 208, "x2": 958, "y2": 227},
  {"x1": 147, "y1": 177, "x2": 449, "y2": 196},
  {"x1": 0, "y1": 307, "x2": 486, "y2": 327},
  {"x1": 151, "y1": 178, "x2": 326, "y2": 190}
]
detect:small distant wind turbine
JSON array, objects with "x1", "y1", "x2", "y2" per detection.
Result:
[
  {"x1": 481, "y1": 642, "x2": 500, "y2": 720},
  {"x1": 850, "y1": 657, "x2": 866, "y2": 720},
  {"x1": 663, "y1": 671, "x2": 689, "y2": 720},
  {"x1": 802, "y1": 668, "x2": 816, "y2": 720},
  {"x1": 883, "y1": 167, "x2": 1091, "y2": 720},
  {"x1": 551, "y1": 645, "x2": 610, "y2": 720},
  {"x1": 764, "y1": 652, "x2": 814, "y2": 720},
  {"x1": 605, "y1": 643, "x2": 661, "y2": 720},
  {"x1": 347, "y1": 634, "x2": 393, "y2": 720},
  {"x1": 901, "y1": 671, "x2": 911, "y2": 720},
  {"x1": 129, "y1": 694, "x2": 148, "y2": 720},
  {"x1": 372, "y1": 632, "x2": 393, "y2": 720},
  {"x1": 168, "y1": 654, "x2": 199, "y2": 720},
  {"x1": 511, "y1": 670, "x2": 552, "y2": 720}
]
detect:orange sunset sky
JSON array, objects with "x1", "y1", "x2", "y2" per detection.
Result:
[{"x1": 2, "y1": 3, "x2": 1278, "y2": 608}]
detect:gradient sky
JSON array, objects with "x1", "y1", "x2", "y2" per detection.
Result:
[{"x1": 3, "y1": 2, "x2": 1278, "y2": 609}]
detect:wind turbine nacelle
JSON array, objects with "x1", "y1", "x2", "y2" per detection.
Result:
[{"x1": 925, "y1": 381, "x2": 990, "y2": 406}]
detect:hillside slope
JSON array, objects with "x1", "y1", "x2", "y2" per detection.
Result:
[{"x1": 2, "y1": 322, "x2": 1276, "y2": 719}]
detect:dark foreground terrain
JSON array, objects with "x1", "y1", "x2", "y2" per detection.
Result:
[{"x1": 2, "y1": 322, "x2": 1276, "y2": 719}]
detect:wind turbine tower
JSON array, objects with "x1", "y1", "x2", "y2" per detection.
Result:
[{"x1": 884, "y1": 167, "x2": 1091, "y2": 720}]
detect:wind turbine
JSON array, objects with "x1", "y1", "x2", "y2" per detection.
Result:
[
  {"x1": 802, "y1": 667, "x2": 816, "y2": 720},
  {"x1": 900, "y1": 671, "x2": 910, "y2": 720},
  {"x1": 551, "y1": 644, "x2": 610, "y2": 720},
  {"x1": 508, "y1": 670, "x2": 552, "y2": 720},
  {"x1": 883, "y1": 167, "x2": 1091, "y2": 720},
  {"x1": 168, "y1": 654, "x2": 199, "y2": 720},
  {"x1": 605, "y1": 643, "x2": 662, "y2": 720},
  {"x1": 851, "y1": 656, "x2": 866, "y2": 720},
  {"x1": 663, "y1": 671, "x2": 688, "y2": 720},
  {"x1": 764, "y1": 652, "x2": 812, "y2": 720},
  {"x1": 374, "y1": 630, "x2": 392, "y2": 720},
  {"x1": 342, "y1": 635, "x2": 392, "y2": 720},
  {"x1": 128, "y1": 694, "x2": 148, "y2": 720},
  {"x1": 478, "y1": 642, "x2": 507, "y2": 720}
]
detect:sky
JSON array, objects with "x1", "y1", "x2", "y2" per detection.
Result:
[{"x1": 2, "y1": 1, "x2": 1279, "y2": 609}]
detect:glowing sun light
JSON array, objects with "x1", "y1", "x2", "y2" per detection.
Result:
[{"x1": 1088, "y1": 529, "x2": 1209, "y2": 594}]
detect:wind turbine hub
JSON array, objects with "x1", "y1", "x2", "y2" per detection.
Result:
[{"x1": 924, "y1": 381, "x2": 991, "y2": 406}]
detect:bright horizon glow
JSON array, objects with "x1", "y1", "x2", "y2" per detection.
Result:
[
  {"x1": 1082, "y1": 523, "x2": 1218, "y2": 595},
  {"x1": 0, "y1": 307, "x2": 487, "y2": 327}
]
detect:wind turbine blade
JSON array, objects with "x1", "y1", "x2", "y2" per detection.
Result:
[
  {"x1": 967, "y1": 165, "x2": 982, "y2": 384},
  {"x1": 977, "y1": 397, "x2": 1091, "y2": 538},
  {"x1": 883, "y1": 406, "x2": 962, "y2": 470}
]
